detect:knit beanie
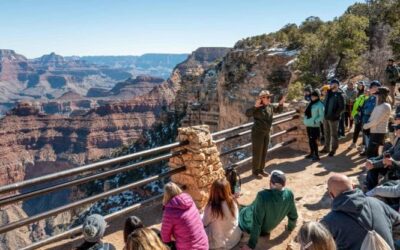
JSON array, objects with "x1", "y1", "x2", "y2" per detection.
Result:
[
  {"x1": 329, "y1": 78, "x2": 340, "y2": 85},
  {"x1": 82, "y1": 214, "x2": 107, "y2": 243},
  {"x1": 311, "y1": 89, "x2": 321, "y2": 98},
  {"x1": 304, "y1": 85, "x2": 313, "y2": 93},
  {"x1": 270, "y1": 170, "x2": 286, "y2": 186}
]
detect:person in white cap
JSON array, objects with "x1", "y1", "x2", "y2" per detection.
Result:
[{"x1": 245, "y1": 90, "x2": 285, "y2": 178}]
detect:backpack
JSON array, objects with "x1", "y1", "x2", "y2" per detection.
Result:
[
  {"x1": 225, "y1": 166, "x2": 241, "y2": 195},
  {"x1": 342, "y1": 203, "x2": 391, "y2": 250}
]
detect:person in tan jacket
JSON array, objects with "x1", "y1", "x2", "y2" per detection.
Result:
[{"x1": 363, "y1": 87, "x2": 392, "y2": 158}]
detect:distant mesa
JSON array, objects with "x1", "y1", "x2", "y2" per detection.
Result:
[
  {"x1": 86, "y1": 87, "x2": 110, "y2": 98},
  {"x1": 37, "y1": 52, "x2": 65, "y2": 66},
  {"x1": 192, "y1": 47, "x2": 231, "y2": 63},
  {"x1": 57, "y1": 90, "x2": 83, "y2": 100}
]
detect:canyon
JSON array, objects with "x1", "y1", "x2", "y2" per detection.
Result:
[
  {"x1": 0, "y1": 44, "x2": 297, "y2": 249},
  {"x1": 0, "y1": 50, "x2": 187, "y2": 116}
]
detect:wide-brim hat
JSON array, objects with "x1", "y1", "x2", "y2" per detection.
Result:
[{"x1": 259, "y1": 90, "x2": 272, "y2": 97}]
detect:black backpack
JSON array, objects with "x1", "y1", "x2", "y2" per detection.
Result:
[{"x1": 225, "y1": 166, "x2": 241, "y2": 195}]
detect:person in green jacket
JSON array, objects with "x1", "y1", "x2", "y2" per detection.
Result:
[
  {"x1": 239, "y1": 170, "x2": 298, "y2": 250},
  {"x1": 349, "y1": 81, "x2": 368, "y2": 149},
  {"x1": 245, "y1": 90, "x2": 284, "y2": 178},
  {"x1": 303, "y1": 89, "x2": 324, "y2": 161}
]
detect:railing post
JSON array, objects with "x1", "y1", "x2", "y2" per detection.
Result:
[
  {"x1": 275, "y1": 102, "x2": 309, "y2": 152},
  {"x1": 169, "y1": 125, "x2": 225, "y2": 210}
]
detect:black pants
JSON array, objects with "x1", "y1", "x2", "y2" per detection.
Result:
[
  {"x1": 338, "y1": 113, "x2": 345, "y2": 137},
  {"x1": 307, "y1": 127, "x2": 320, "y2": 157},
  {"x1": 352, "y1": 121, "x2": 363, "y2": 144},
  {"x1": 366, "y1": 167, "x2": 388, "y2": 190},
  {"x1": 363, "y1": 129, "x2": 370, "y2": 147},
  {"x1": 366, "y1": 133, "x2": 385, "y2": 158},
  {"x1": 320, "y1": 122, "x2": 325, "y2": 142},
  {"x1": 344, "y1": 104, "x2": 353, "y2": 129},
  {"x1": 365, "y1": 167, "x2": 400, "y2": 191}
]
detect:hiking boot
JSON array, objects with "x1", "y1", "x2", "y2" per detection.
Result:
[
  {"x1": 320, "y1": 148, "x2": 329, "y2": 154},
  {"x1": 328, "y1": 151, "x2": 336, "y2": 157},
  {"x1": 261, "y1": 169, "x2": 270, "y2": 177},
  {"x1": 304, "y1": 154, "x2": 313, "y2": 159},
  {"x1": 348, "y1": 143, "x2": 356, "y2": 149},
  {"x1": 252, "y1": 173, "x2": 263, "y2": 180},
  {"x1": 311, "y1": 156, "x2": 320, "y2": 161}
]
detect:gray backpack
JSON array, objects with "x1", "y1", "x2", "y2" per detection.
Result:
[{"x1": 342, "y1": 203, "x2": 391, "y2": 250}]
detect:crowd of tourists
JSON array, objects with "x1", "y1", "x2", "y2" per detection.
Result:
[
  {"x1": 73, "y1": 59, "x2": 400, "y2": 250},
  {"x1": 74, "y1": 171, "x2": 299, "y2": 250}
]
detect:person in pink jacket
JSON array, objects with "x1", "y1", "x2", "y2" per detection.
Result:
[{"x1": 161, "y1": 182, "x2": 208, "y2": 250}]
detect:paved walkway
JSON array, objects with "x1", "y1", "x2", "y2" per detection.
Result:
[{"x1": 42, "y1": 135, "x2": 366, "y2": 250}]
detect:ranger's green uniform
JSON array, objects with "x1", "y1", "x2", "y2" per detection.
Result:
[{"x1": 245, "y1": 104, "x2": 283, "y2": 174}]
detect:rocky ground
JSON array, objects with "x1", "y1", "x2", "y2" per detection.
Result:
[{"x1": 42, "y1": 133, "x2": 366, "y2": 250}]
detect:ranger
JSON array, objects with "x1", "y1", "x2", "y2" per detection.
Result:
[{"x1": 245, "y1": 90, "x2": 284, "y2": 178}]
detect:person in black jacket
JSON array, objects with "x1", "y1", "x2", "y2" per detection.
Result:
[
  {"x1": 385, "y1": 58, "x2": 399, "y2": 105},
  {"x1": 321, "y1": 174, "x2": 400, "y2": 250},
  {"x1": 321, "y1": 79, "x2": 345, "y2": 156}
]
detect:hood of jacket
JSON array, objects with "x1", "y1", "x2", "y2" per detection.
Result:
[
  {"x1": 332, "y1": 189, "x2": 367, "y2": 216},
  {"x1": 165, "y1": 193, "x2": 194, "y2": 210}
]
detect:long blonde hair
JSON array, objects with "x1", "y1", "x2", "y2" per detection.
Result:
[
  {"x1": 125, "y1": 228, "x2": 169, "y2": 250},
  {"x1": 297, "y1": 221, "x2": 336, "y2": 250},
  {"x1": 163, "y1": 182, "x2": 183, "y2": 206}
]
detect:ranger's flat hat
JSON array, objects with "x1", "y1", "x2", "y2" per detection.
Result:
[{"x1": 259, "y1": 90, "x2": 272, "y2": 97}]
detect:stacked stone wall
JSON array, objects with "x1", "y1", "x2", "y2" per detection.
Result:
[{"x1": 169, "y1": 125, "x2": 226, "y2": 210}]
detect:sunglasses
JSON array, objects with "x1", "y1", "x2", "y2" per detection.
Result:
[{"x1": 260, "y1": 96, "x2": 270, "y2": 99}]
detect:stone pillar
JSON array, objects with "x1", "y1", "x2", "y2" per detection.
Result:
[
  {"x1": 276, "y1": 101, "x2": 309, "y2": 153},
  {"x1": 169, "y1": 125, "x2": 226, "y2": 210}
]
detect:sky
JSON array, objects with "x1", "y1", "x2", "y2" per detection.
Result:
[{"x1": 0, "y1": 0, "x2": 361, "y2": 58}]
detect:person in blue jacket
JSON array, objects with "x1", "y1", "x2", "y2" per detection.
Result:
[
  {"x1": 304, "y1": 89, "x2": 325, "y2": 161},
  {"x1": 360, "y1": 80, "x2": 381, "y2": 156}
]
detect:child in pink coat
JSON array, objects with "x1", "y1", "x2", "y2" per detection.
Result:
[{"x1": 161, "y1": 182, "x2": 208, "y2": 250}]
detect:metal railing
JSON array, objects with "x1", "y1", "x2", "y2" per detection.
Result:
[
  {"x1": 0, "y1": 109, "x2": 299, "y2": 249},
  {"x1": 0, "y1": 141, "x2": 189, "y2": 196}
]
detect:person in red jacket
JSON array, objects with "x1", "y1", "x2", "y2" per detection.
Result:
[{"x1": 161, "y1": 182, "x2": 208, "y2": 250}]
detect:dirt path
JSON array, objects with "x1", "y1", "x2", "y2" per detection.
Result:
[{"x1": 43, "y1": 135, "x2": 366, "y2": 250}]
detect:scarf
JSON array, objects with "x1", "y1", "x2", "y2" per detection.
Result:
[{"x1": 305, "y1": 99, "x2": 319, "y2": 119}]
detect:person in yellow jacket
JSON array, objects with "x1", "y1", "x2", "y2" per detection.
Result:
[{"x1": 349, "y1": 81, "x2": 368, "y2": 149}]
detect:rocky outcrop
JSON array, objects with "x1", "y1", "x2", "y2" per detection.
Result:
[
  {"x1": 170, "y1": 47, "x2": 230, "y2": 115},
  {"x1": 92, "y1": 75, "x2": 165, "y2": 98},
  {"x1": 175, "y1": 47, "x2": 297, "y2": 131},
  {"x1": 217, "y1": 48, "x2": 297, "y2": 129},
  {"x1": 0, "y1": 205, "x2": 32, "y2": 250}
]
